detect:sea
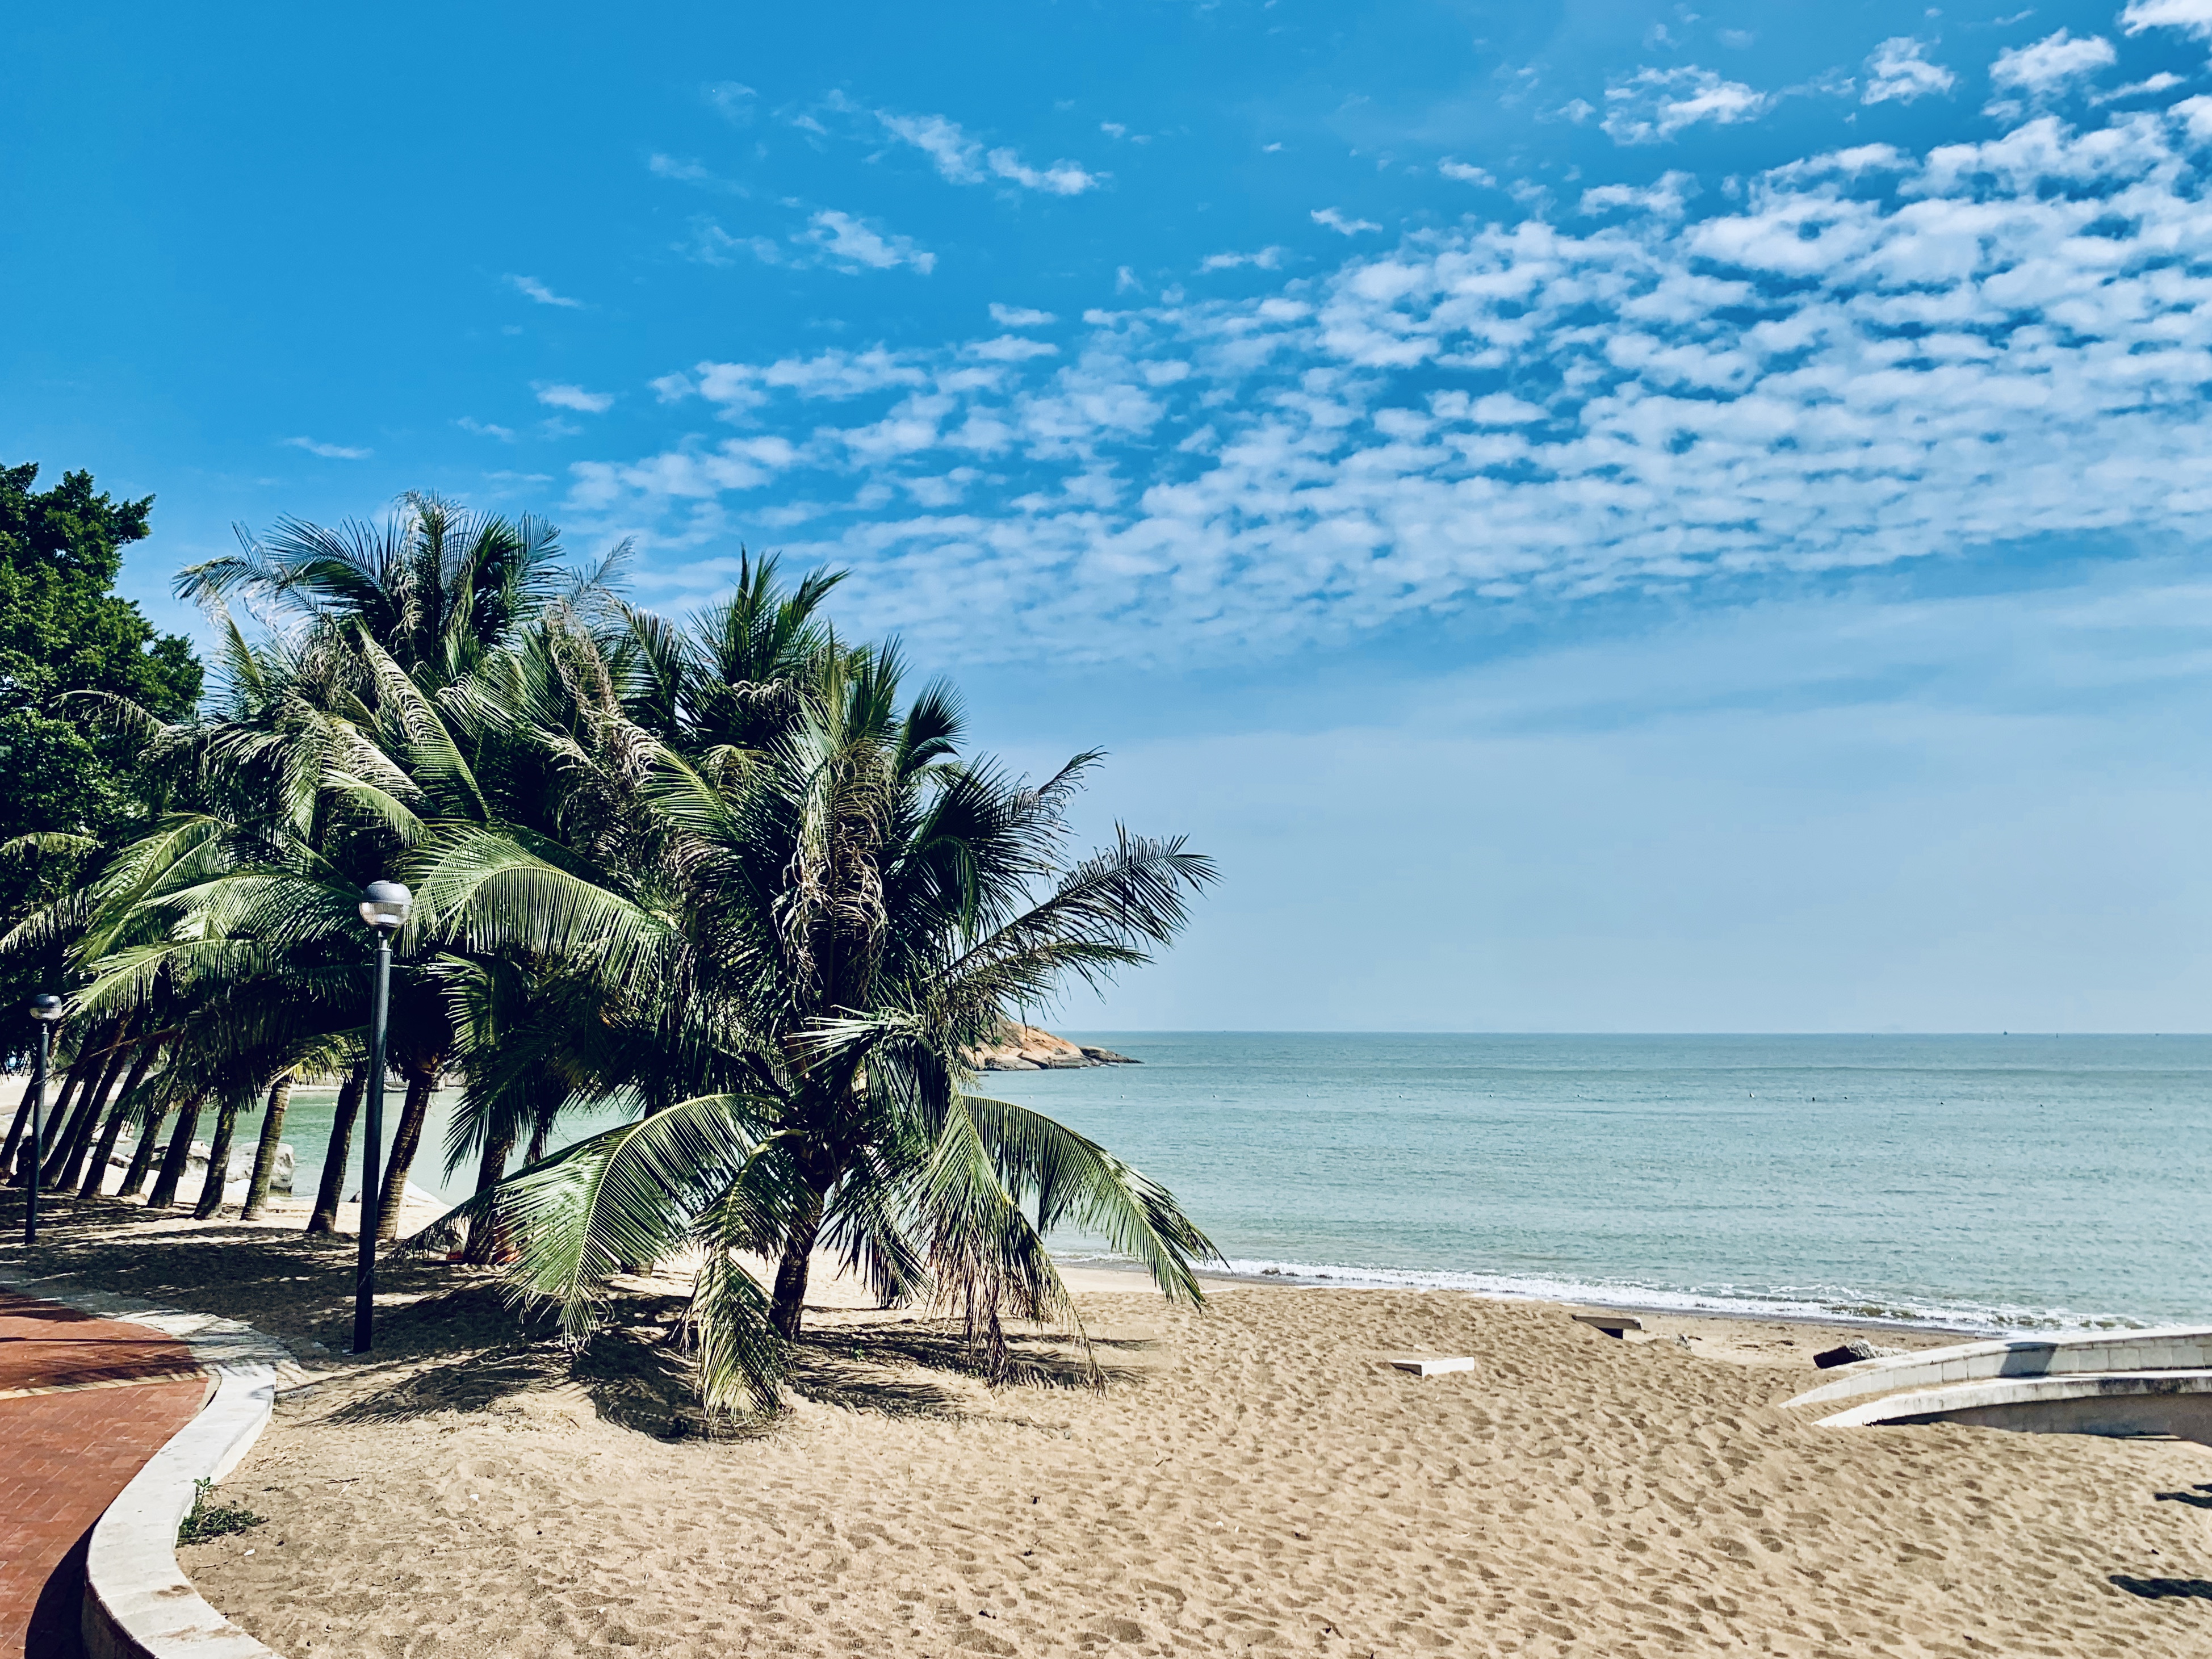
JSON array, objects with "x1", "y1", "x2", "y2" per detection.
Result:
[{"x1": 273, "y1": 1033, "x2": 2212, "y2": 1337}]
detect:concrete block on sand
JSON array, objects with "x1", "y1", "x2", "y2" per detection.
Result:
[
  {"x1": 1385, "y1": 1355, "x2": 1475, "y2": 1376},
  {"x1": 1572, "y1": 1312, "x2": 1643, "y2": 1337}
]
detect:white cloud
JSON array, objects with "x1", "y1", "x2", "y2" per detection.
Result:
[
  {"x1": 877, "y1": 110, "x2": 984, "y2": 182},
  {"x1": 684, "y1": 221, "x2": 784, "y2": 267},
  {"x1": 2094, "y1": 72, "x2": 2186, "y2": 104},
  {"x1": 1578, "y1": 171, "x2": 1698, "y2": 218},
  {"x1": 680, "y1": 347, "x2": 928, "y2": 408},
  {"x1": 970, "y1": 335, "x2": 1059, "y2": 361},
  {"x1": 707, "y1": 82, "x2": 756, "y2": 122},
  {"x1": 573, "y1": 103, "x2": 2212, "y2": 664},
  {"x1": 1434, "y1": 391, "x2": 1547, "y2": 425},
  {"x1": 1602, "y1": 66, "x2": 1771, "y2": 145},
  {"x1": 506, "y1": 274, "x2": 583, "y2": 308},
  {"x1": 648, "y1": 154, "x2": 749, "y2": 195},
  {"x1": 803, "y1": 210, "x2": 936, "y2": 274},
  {"x1": 282, "y1": 437, "x2": 371, "y2": 460},
  {"x1": 2122, "y1": 0, "x2": 2212, "y2": 37},
  {"x1": 534, "y1": 383, "x2": 615, "y2": 413},
  {"x1": 1438, "y1": 160, "x2": 1496, "y2": 186},
  {"x1": 568, "y1": 437, "x2": 799, "y2": 510},
  {"x1": 1199, "y1": 246, "x2": 1288, "y2": 271},
  {"x1": 1862, "y1": 38, "x2": 1957, "y2": 105},
  {"x1": 1116, "y1": 266, "x2": 1143, "y2": 293},
  {"x1": 1313, "y1": 207, "x2": 1383, "y2": 235},
  {"x1": 2173, "y1": 93, "x2": 2212, "y2": 140},
  {"x1": 1989, "y1": 30, "x2": 2116, "y2": 97},
  {"x1": 990, "y1": 303, "x2": 1057, "y2": 326},
  {"x1": 987, "y1": 147, "x2": 1103, "y2": 194},
  {"x1": 877, "y1": 108, "x2": 1103, "y2": 194},
  {"x1": 456, "y1": 417, "x2": 515, "y2": 440}
]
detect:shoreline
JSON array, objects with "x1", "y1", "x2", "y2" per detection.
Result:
[
  {"x1": 1054, "y1": 1258, "x2": 1974, "y2": 1369},
  {"x1": 1061, "y1": 1255, "x2": 2033, "y2": 1343},
  {"x1": 0, "y1": 1168, "x2": 2127, "y2": 1348}
]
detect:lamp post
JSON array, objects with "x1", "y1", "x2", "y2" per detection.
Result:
[
  {"x1": 23, "y1": 995, "x2": 64, "y2": 1246},
  {"x1": 352, "y1": 880, "x2": 410, "y2": 1355}
]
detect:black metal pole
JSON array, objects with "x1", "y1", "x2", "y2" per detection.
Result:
[
  {"x1": 24, "y1": 1021, "x2": 49, "y2": 1246},
  {"x1": 351, "y1": 929, "x2": 393, "y2": 1354}
]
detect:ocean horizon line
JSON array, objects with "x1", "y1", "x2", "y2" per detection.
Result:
[{"x1": 1051, "y1": 1028, "x2": 2212, "y2": 1038}]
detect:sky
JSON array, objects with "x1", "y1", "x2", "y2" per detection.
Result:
[{"x1": 10, "y1": 0, "x2": 2212, "y2": 1031}]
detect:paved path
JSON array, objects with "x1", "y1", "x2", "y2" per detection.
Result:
[{"x1": 0, "y1": 1292, "x2": 208, "y2": 1659}]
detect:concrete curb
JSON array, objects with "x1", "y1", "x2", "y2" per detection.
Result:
[
  {"x1": 1784, "y1": 1325, "x2": 2212, "y2": 1411},
  {"x1": 0, "y1": 1276, "x2": 297, "y2": 1659},
  {"x1": 1814, "y1": 1368, "x2": 2212, "y2": 1440}
]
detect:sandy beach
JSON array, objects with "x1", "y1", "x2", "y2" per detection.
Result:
[{"x1": 2, "y1": 1197, "x2": 2206, "y2": 1656}]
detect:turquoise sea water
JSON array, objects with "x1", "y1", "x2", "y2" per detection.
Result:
[
  {"x1": 275, "y1": 1033, "x2": 2212, "y2": 1335},
  {"x1": 982, "y1": 1034, "x2": 2212, "y2": 1334}
]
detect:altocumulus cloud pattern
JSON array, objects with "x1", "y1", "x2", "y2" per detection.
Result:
[{"x1": 577, "y1": 99, "x2": 2212, "y2": 661}]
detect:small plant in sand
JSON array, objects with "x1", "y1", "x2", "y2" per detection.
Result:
[{"x1": 178, "y1": 1478, "x2": 264, "y2": 1544}]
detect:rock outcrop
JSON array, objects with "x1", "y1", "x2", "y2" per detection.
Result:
[{"x1": 966, "y1": 1024, "x2": 1138, "y2": 1070}]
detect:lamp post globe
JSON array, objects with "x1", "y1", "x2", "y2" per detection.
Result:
[
  {"x1": 23, "y1": 995, "x2": 64, "y2": 1246},
  {"x1": 358, "y1": 881, "x2": 412, "y2": 932}
]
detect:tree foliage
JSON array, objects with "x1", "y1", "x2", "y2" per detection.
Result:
[
  {"x1": 10, "y1": 487, "x2": 1218, "y2": 1421},
  {"x1": 0, "y1": 462, "x2": 202, "y2": 1057}
]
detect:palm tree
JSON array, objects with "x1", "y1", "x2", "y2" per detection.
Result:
[
  {"x1": 177, "y1": 493, "x2": 600, "y2": 691},
  {"x1": 35, "y1": 516, "x2": 1221, "y2": 1427},
  {"x1": 171, "y1": 504, "x2": 624, "y2": 1226},
  {"x1": 423, "y1": 616, "x2": 1220, "y2": 1417}
]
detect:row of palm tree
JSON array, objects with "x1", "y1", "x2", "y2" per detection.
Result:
[{"x1": 0, "y1": 494, "x2": 1220, "y2": 1414}]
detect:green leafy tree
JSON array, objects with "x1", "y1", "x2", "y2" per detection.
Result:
[{"x1": 0, "y1": 463, "x2": 201, "y2": 1057}]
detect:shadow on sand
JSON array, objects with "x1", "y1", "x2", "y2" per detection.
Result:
[
  {"x1": 0, "y1": 1191, "x2": 1141, "y2": 1440},
  {"x1": 2111, "y1": 1575, "x2": 2212, "y2": 1601}
]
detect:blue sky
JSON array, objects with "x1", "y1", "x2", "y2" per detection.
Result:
[{"x1": 10, "y1": 0, "x2": 2212, "y2": 1029}]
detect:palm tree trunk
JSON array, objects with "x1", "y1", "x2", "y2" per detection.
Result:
[
  {"x1": 15, "y1": 1052, "x2": 88, "y2": 1180},
  {"x1": 192, "y1": 1095, "x2": 244, "y2": 1219},
  {"x1": 34, "y1": 1049, "x2": 88, "y2": 1158},
  {"x1": 525, "y1": 1104, "x2": 551, "y2": 1168},
  {"x1": 461, "y1": 1121, "x2": 516, "y2": 1264},
  {"x1": 144, "y1": 1094, "x2": 204, "y2": 1209},
  {"x1": 77, "y1": 1037, "x2": 162, "y2": 1199},
  {"x1": 119, "y1": 1102, "x2": 169, "y2": 1198},
  {"x1": 0, "y1": 1086, "x2": 35, "y2": 1179},
  {"x1": 375, "y1": 1071, "x2": 437, "y2": 1243},
  {"x1": 52, "y1": 1025, "x2": 136, "y2": 1191},
  {"x1": 307, "y1": 1064, "x2": 367, "y2": 1237},
  {"x1": 239, "y1": 1071, "x2": 294, "y2": 1222},
  {"x1": 769, "y1": 1180, "x2": 829, "y2": 1339}
]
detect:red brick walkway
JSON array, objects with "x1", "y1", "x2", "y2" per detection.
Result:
[{"x1": 0, "y1": 1293, "x2": 208, "y2": 1659}]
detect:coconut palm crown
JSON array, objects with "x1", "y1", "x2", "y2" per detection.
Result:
[{"x1": 424, "y1": 621, "x2": 1221, "y2": 1415}]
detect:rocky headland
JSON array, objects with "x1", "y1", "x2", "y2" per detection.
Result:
[{"x1": 965, "y1": 1023, "x2": 1137, "y2": 1070}]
